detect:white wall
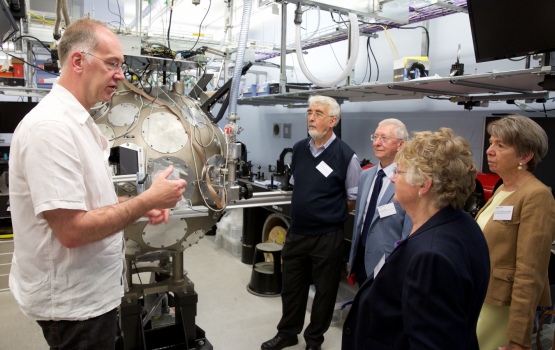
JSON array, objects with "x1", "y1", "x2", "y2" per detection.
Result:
[
  {"x1": 3, "y1": 7, "x2": 551, "y2": 172},
  {"x1": 225, "y1": 13, "x2": 553, "y2": 172}
]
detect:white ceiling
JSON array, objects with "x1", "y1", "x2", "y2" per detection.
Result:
[{"x1": 122, "y1": 0, "x2": 251, "y2": 35}]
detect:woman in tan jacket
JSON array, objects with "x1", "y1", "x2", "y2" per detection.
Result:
[{"x1": 476, "y1": 115, "x2": 555, "y2": 350}]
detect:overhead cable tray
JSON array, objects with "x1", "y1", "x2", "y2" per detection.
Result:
[{"x1": 237, "y1": 67, "x2": 553, "y2": 108}]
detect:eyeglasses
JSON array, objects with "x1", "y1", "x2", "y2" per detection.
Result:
[
  {"x1": 81, "y1": 51, "x2": 124, "y2": 72},
  {"x1": 392, "y1": 168, "x2": 408, "y2": 177},
  {"x1": 370, "y1": 134, "x2": 400, "y2": 143},
  {"x1": 305, "y1": 110, "x2": 332, "y2": 119}
]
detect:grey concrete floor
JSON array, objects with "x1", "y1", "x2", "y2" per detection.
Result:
[{"x1": 0, "y1": 235, "x2": 345, "y2": 350}]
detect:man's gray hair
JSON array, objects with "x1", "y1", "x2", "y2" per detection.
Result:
[
  {"x1": 378, "y1": 118, "x2": 409, "y2": 141},
  {"x1": 308, "y1": 95, "x2": 341, "y2": 121}
]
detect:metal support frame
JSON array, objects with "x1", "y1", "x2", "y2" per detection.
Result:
[
  {"x1": 449, "y1": 92, "x2": 550, "y2": 103},
  {"x1": 189, "y1": 73, "x2": 215, "y2": 100},
  {"x1": 279, "y1": 1, "x2": 287, "y2": 94},
  {"x1": 199, "y1": 61, "x2": 253, "y2": 123},
  {"x1": 346, "y1": 20, "x2": 353, "y2": 86},
  {"x1": 387, "y1": 84, "x2": 466, "y2": 96},
  {"x1": 430, "y1": 0, "x2": 468, "y2": 14},
  {"x1": 449, "y1": 79, "x2": 533, "y2": 94},
  {"x1": 119, "y1": 291, "x2": 212, "y2": 350}
]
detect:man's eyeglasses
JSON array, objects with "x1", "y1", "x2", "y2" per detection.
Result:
[
  {"x1": 392, "y1": 168, "x2": 408, "y2": 177},
  {"x1": 305, "y1": 110, "x2": 332, "y2": 119},
  {"x1": 81, "y1": 51, "x2": 124, "y2": 72},
  {"x1": 370, "y1": 134, "x2": 400, "y2": 143}
]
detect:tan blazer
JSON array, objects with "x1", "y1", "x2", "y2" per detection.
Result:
[{"x1": 476, "y1": 177, "x2": 555, "y2": 347}]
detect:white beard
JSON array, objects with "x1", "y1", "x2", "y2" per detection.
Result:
[{"x1": 308, "y1": 129, "x2": 325, "y2": 140}]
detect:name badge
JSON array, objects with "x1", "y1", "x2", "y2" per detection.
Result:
[
  {"x1": 316, "y1": 161, "x2": 333, "y2": 177},
  {"x1": 378, "y1": 203, "x2": 396, "y2": 218},
  {"x1": 493, "y1": 206, "x2": 513, "y2": 221},
  {"x1": 374, "y1": 254, "x2": 386, "y2": 278}
]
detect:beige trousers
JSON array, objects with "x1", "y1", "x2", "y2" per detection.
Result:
[{"x1": 476, "y1": 303, "x2": 510, "y2": 350}]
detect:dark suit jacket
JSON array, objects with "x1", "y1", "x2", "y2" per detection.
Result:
[{"x1": 342, "y1": 207, "x2": 490, "y2": 350}]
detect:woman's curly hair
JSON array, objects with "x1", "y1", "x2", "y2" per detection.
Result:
[{"x1": 395, "y1": 127, "x2": 477, "y2": 209}]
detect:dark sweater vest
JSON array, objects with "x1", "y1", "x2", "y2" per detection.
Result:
[{"x1": 290, "y1": 137, "x2": 355, "y2": 235}]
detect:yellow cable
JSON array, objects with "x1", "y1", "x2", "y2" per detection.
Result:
[
  {"x1": 28, "y1": 11, "x2": 56, "y2": 25},
  {"x1": 0, "y1": 234, "x2": 14, "y2": 239},
  {"x1": 379, "y1": 25, "x2": 400, "y2": 60}
]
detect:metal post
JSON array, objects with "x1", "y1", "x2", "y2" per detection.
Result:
[
  {"x1": 136, "y1": 0, "x2": 142, "y2": 36},
  {"x1": 126, "y1": 259, "x2": 133, "y2": 287},
  {"x1": 347, "y1": 21, "x2": 353, "y2": 86},
  {"x1": 280, "y1": 2, "x2": 287, "y2": 94},
  {"x1": 26, "y1": 40, "x2": 33, "y2": 89},
  {"x1": 173, "y1": 251, "x2": 184, "y2": 281}
]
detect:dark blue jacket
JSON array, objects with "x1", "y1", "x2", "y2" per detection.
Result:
[{"x1": 342, "y1": 206, "x2": 490, "y2": 350}]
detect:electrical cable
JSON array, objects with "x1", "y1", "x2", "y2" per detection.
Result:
[
  {"x1": 364, "y1": 36, "x2": 371, "y2": 82},
  {"x1": 329, "y1": 45, "x2": 344, "y2": 70},
  {"x1": 27, "y1": 11, "x2": 55, "y2": 25},
  {"x1": 1, "y1": 26, "x2": 18, "y2": 45},
  {"x1": 361, "y1": 37, "x2": 370, "y2": 83},
  {"x1": 132, "y1": 261, "x2": 143, "y2": 284},
  {"x1": 303, "y1": 6, "x2": 320, "y2": 41},
  {"x1": 13, "y1": 35, "x2": 52, "y2": 53},
  {"x1": 106, "y1": 0, "x2": 125, "y2": 31},
  {"x1": 109, "y1": 94, "x2": 144, "y2": 141},
  {"x1": 167, "y1": 0, "x2": 174, "y2": 51},
  {"x1": 514, "y1": 102, "x2": 555, "y2": 117},
  {"x1": 1, "y1": 51, "x2": 59, "y2": 76},
  {"x1": 390, "y1": 24, "x2": 430, "y2": 57},
  {"x1": 287, "y1": 53, "x2": 299, "y2": 83},
  {"x1": 329, "y1": 10, "x2": 349, "y2": 25},
  {"x1": 188, "y1": 0, "x2": 212, "y2": 54},
  {"x1": 368, "y1": 37, "x2": 379, "y2": 81},
  {"x1": 378, "y1": 25, "x2": 400, "y2": 59}
]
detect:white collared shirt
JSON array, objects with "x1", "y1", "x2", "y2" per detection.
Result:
[
  {"x1": 9, "y1": 84, "x2": 124, "y2": 321},
  {"x1": 362, "y1": 163, "x2": 396, "y2": 221}
]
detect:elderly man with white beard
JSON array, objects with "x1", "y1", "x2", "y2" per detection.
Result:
[{"x1": 261, "y1": 95, "x2": 361, "y2": 350}]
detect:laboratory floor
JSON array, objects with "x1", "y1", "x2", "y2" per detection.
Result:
[{"x1": 0, "y1": 235, "x2": 344, "y2": 350}]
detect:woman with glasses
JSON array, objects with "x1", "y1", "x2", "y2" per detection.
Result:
[
  {"x1": 476, "y1": 115, "x2": 555, "y2": 350},
  {"x1": 342, "y1": 128, "x2": 490, "y2": 350}
]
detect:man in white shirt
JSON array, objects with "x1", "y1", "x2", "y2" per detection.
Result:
[{"x1": 8, "y1": 18, "x2": 186, "y2": 349}]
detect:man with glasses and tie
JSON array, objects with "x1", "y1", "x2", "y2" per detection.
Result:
[
  {"x1": 8, "y1": 18, "x2": 186, "y2": 349},
  {"x1": 261, "y1": 95, "x2": 361, "y2": 350},
  {"x1": 347, "y1": 119, "x2": 412, "y2": 286}
]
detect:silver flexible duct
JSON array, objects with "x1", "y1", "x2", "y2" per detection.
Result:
[
  {"x1": 61, "y1": 0, "x2": 71, "y2": 27},
  {"x1": 227, "y1": 0, "x2": 253, "y2": 118},
  {"x1": 54, "y1": 0, "x2": 63, "y2": 39},
  {"x1": 54, "y1": 0, "x2": 71, "y2": 39}
]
